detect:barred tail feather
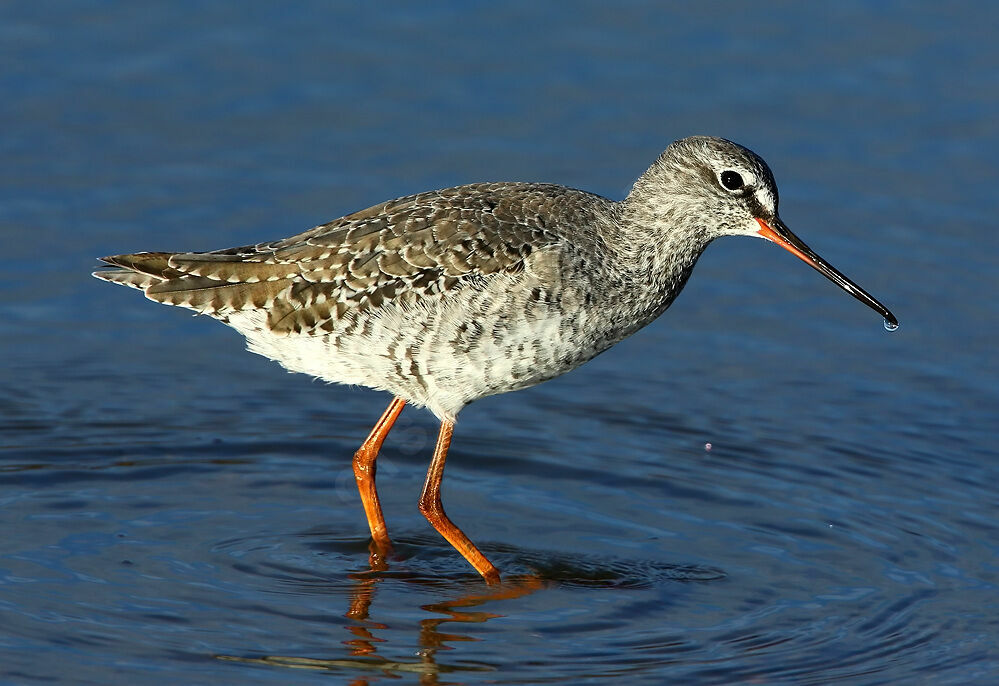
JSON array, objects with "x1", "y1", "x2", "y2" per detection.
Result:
[{"x1": 92, "y1": 252, "x2": 294, "y2": 315}]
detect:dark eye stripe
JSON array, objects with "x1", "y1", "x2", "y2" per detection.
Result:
[{"x1": 745, "y1": 194, "x2": 766, "y2": 219}]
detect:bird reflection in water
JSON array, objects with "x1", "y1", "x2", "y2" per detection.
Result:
[{"x1": 217, "y1": 544, "x2": 546, "y2": 682}]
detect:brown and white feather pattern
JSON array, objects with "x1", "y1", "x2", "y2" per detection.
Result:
[
  {"x1": 94, "y1": 182, "x2": 637, "y2": 420},
  {"x1": 94, "y1": 137, "x2": 775, "y2": 420},
  {"x1": 97, "y1": 182, "x2": 575, "y2": 336}
]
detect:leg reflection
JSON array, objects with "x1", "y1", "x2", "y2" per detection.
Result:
[
  {"x1": 341, "y1": 554, "x2": 547, "y2": 681},
  {"x1": 216, "y1": 545, "x2": 548, "y2": 681},
  {"x1": 343, "y1": 543, "x2": 389, "y2": 656}
]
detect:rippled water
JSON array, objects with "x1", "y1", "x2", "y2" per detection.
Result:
[{"x1": 2, "y1": 2, "x2": 997, "y2": 683}]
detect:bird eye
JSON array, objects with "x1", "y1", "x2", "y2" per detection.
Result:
[{"x1": 720, "y1": 170, "x2": 744, "y2": 191}]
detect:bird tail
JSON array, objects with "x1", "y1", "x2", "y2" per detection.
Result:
[
  {"x1": 92, "y1": 252, "x2": 184, "y2": 291},
  {"x1": 92, "y1": 251, "x2": 296, "y2": 316}
]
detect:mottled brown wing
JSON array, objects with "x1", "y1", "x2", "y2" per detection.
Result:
[{"x1": 96, "y1": 182, "x2": 576, "y2": 336}]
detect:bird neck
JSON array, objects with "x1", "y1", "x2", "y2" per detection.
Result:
[{"x1": 613, "y1": 186, "x2": 713, "y2": 305}]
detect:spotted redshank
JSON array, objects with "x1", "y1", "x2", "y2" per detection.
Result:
[{"x1": 93, "y1": 136, "x2": 897, "y2": 583}]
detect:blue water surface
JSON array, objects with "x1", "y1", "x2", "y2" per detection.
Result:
[{"x1": 2, "y1": 2, "x2": 997, "y2": 684}]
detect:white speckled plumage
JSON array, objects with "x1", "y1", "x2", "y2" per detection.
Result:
[
  {"x1": 93, "y1": 138, "x2": 777, "y2": 417},
  {"x1": 94, "y1": 136, "x2": 896, "y2": 581}
]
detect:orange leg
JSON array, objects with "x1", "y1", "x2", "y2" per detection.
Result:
[
  {"x1": 353, "y1": 397, "x2": 406, "y2": 551},
  {"x1": 418, "y1": 420, "x2": 501, "y2": 584}
]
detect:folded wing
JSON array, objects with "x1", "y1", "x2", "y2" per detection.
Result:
[{"x1": 94, "y1": 182, "x2": 567, "y2": 335}]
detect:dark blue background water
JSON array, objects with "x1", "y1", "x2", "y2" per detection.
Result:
[{"x1": 2, "y1": 2, "x2": 997, "y2": 683}]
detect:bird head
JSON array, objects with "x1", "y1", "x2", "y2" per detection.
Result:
[{"x1": 638, "y1": 136, "x2": 897, "y2": 329}]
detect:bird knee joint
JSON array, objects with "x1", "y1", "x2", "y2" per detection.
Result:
[{"x1": 418, "y1": 497, "x2": 440, "y2": 519}]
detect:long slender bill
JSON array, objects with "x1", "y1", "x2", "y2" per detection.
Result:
[{"x1": 755, "y1": 217, "x2": 898, "y2": 331}]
